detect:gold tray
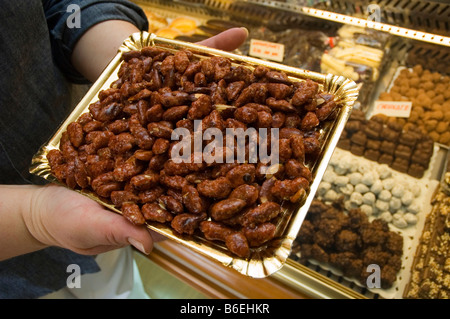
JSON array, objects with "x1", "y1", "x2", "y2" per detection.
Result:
[{"x1": 30, "y1": 31, "x2": 358, "y2": 278}]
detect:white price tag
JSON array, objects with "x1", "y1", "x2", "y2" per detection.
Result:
[
  {"x1": 373, "y1": 101, "x2": 412, "y2": 118},
  {"x1": 249, "y1": 39, "x2": 285, "y2": 62}
]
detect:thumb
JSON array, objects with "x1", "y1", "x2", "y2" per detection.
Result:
[
  {"x1": 87, "y1": 207, "x2": 154, "y2": 255},
  {"x1": 197, "y1": 27, "x2": 249, "y2": 51}
]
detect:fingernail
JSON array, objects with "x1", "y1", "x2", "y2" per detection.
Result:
[
  {"x1": 128, "y1": 237, "x2": 148, "y2": 255},
  {"x1": 240, "y1": 27, "x2": 249, "y2": 37}
]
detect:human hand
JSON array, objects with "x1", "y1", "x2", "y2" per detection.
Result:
[
  {"x1": 23, "y1": 184, "x2": 156, "y2": 256},
  {"x1": 197, "y1": 27, "x2": 248, "y2": 51}
]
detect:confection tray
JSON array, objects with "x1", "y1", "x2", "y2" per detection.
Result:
[{"x1": 29, "y1": 31, "x2": 358, "y2": 278}]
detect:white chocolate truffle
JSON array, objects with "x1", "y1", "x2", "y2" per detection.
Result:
[
  {"x1": 322, "y1": 170, "x2": 337, "y2": 183},
  {"x1": 404, "y1": 213, "x2": 418, "y2": 225},
  {"x1": 375, "y1": 199, "x2": 390, "y2": 212},
  {"x1": 376, "y1": 164, "x2": 392, "y2": 179},
  {"x1": 344, "y1": 200, "x2": 358, "y2": 211},
  {"x1": 355, "y1": 183, "x2": 370, "y2": 194},
  {"x1": 348, "y1": 172, "x2": 363, "y2": 185},
  {"x1": 362, "y1": 192, "x2": 376, "y2": 205},
  {"x1": 370, "y1": 180, "x2": 383, "y2": 194},
  {"x1": 324, "y1": 189, "x2": 338, "y2": 202},
  {"x1": 334, "y1": 175, "x2": 349, "y2": 187},
  {"x1": 391, "y1": 184, "x2": 405, "y2": 198},
  {"x1": 357, "y1": 162, "x2": 372, "y2": 174},
  {"x1": 406, "y1": 201, "x2": 421, "y2": 215},
  {"x1": 335, "y1": 155, "x2": 352, "y2": 174},
  {"x1": 350, "y1": 192, "x2": 364, "y2": 206},
  {"x1": 361, "y1": 171, "x2": 378, "y2": 186},
  {"x1": 360, "y1": 204, "x2": 373, "y2": 216},
  {"x1": 379, "y1": 211, "x2": 393, "y2": 223},
  {"x1": 329, "y1": 153, "x2": 340, "y2": 167},
  {"x1": 389, "y1": 197, "x2": 402, "y2": 212},
  {"x1": 339, "y1": 184, "x2": 354, "y2": 196},
  {"x1": 401, "y1": 190, "x2": 414, "y2": 206},
  {"x1": 393, "y1": 217, "x2": 408, "y2": 229},
  {"x1": 318, "y1": 181, "x2": 332, "y2": 196},
  {"x1": 382, "y1": 178, "x2": 395, "y2": 190},
  {"x1": 392, "y1": 211, "x2": 404, "y2": 219},
  {"x1": 410, "y1": 183, "x2": 421, "y2": 197},
  {"x1": 379, "y1": 189, "x2": 392, "y2": 201}
]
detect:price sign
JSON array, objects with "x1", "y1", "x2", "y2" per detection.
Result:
[
  {"x1": 249, "y1": 39, "x2": 285, "y2": 62},
  {"x1": 373, "y1": 101, "x2": 412, "y2": 118}
]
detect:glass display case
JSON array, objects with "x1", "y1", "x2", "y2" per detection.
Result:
[{"x1": 130, "y1": 0, "x2": 450, "y2": 299}]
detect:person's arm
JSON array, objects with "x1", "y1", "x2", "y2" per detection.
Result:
[
  {"x1": 71, "y1": 23, "x2": 249, "y2": 82},
  {"x1": 0, "y1": 184, "x2": 153, "y2": 261}
]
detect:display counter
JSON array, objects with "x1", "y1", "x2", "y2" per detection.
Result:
[{"x1": 124, "y1": 0, "x2": 450, "y2": 299}]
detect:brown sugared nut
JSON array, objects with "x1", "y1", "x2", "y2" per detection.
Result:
[
  {"x1": 228, "y1": 184, "x2": 259, "y2": 206},
  {"x1": 200, "y1": 220, "x2": 234, "y2": 242},
  {"x1": 197, "y1": 177, "x2": 232, "y2": 199},
  {"x1": 122, "y1": 202, "x2": 145, "y2": 225},
  {"x1": 91, "y1": 172, "x2": 122, "y2": 198},
  {"x1": 108, "y1": 133, "x2": 135, "y2": 154},
  {"x1": 130, "y1": 172, "x2": 159, "y2": 191},
  {"x1": 147, "y1": 122, "x2": 173, "y2": 139},
  {"x1": 301, "y1": 112, "x2": 320, "y2": 131},
  {"x1": 226, "y1": 164, "x2": 256, "y2": 187},
  {"x1": 291, "y1": 79, "x2": 319, "y2": 107},
  {"x1": 139, "y1": 186, "x2": 165, "y2": 204},
  {"x1": 243, "y1": 222, "x2": 277, "y2": 247},
  {"x1": 111, "y1": 190, "x2": 139, "y2": 207},
  {"x1": 234, "y1": 106, "x2": 258, "y2": 124},
  {"x1": 271, "y1": 177, "x2": 309, "y2": 201},
  {"x1": 225, "y1": 232, "x2": 250, "y2": 258},
  {"x1": 284, "y1": 159, "x2": 312, "y2": 181},
  {"x1": 241, "y1": 201, "x2": 281, "y2": 228},
  {"x1": 67, "y1": 122, "x2": 84, "y2": 148},
  {"x1": 182, "y1": 184, "x2": 206, "y2": 214},
  {"x1": 171, "y1": 213, "x2": 207, "y2": 235},
  {"x1": 210, "y1": 198, "x2": 247, "y2": 221},
  {"x1": 158, "y1": 195, "x2": 184, "y2": 214},
  {"x1": 142, "y1": 203, "x2": 173, "y2": 223},
  {"x1": 73, "y1": 157, "x2": 89, "y2": 189},
  {"x1": 188, "y1": 94, "x2": 212, "y2": 119}
]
